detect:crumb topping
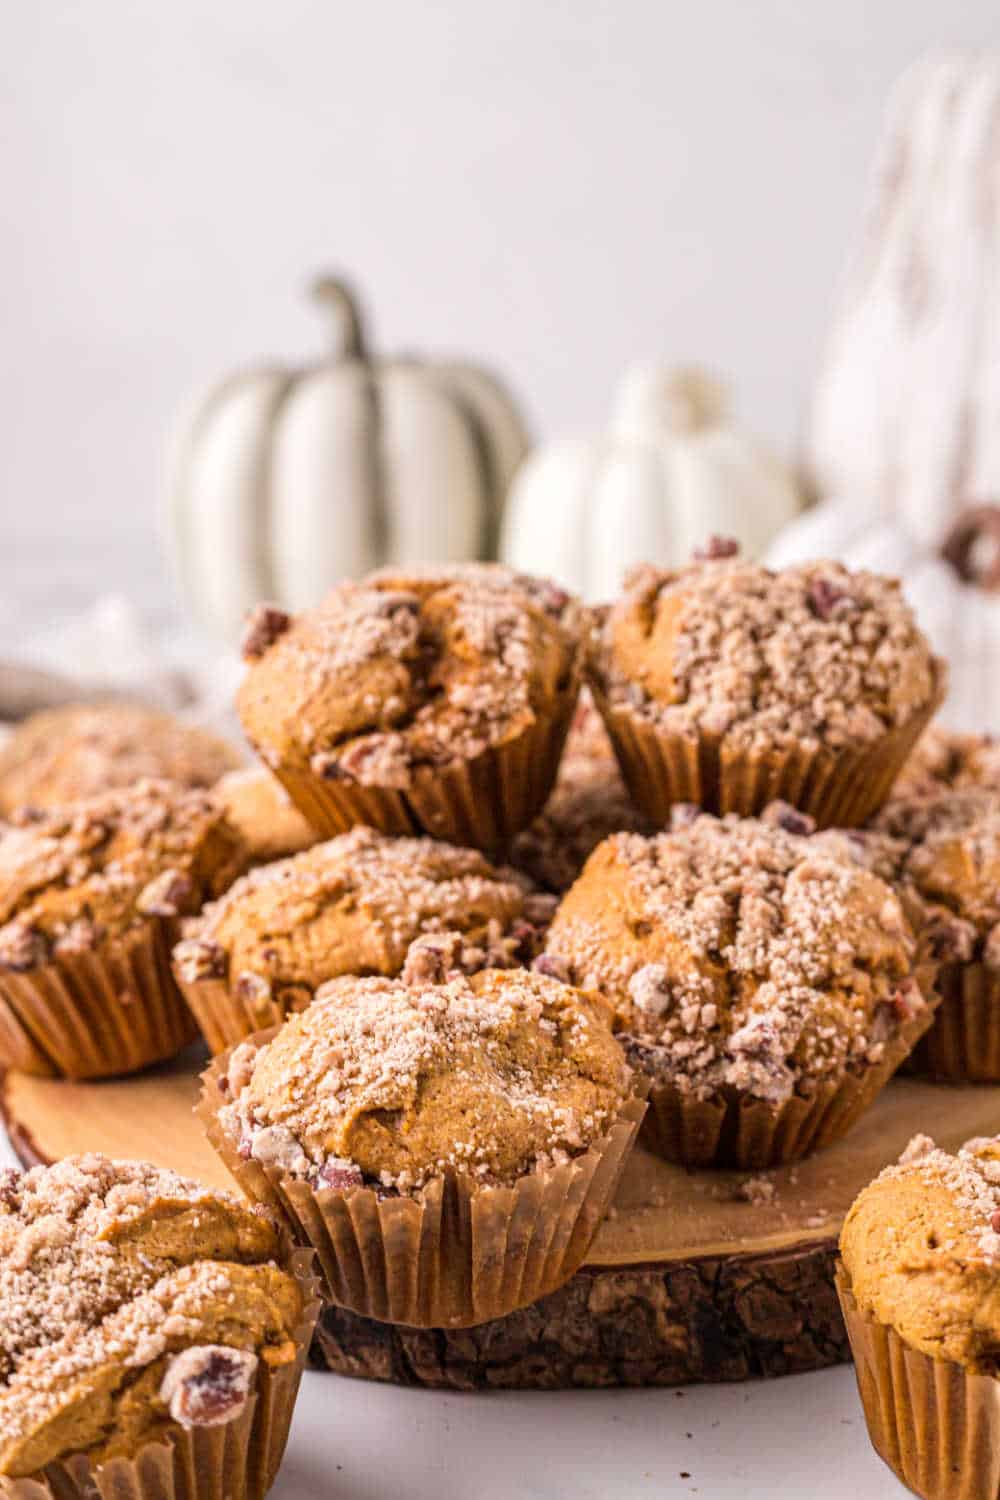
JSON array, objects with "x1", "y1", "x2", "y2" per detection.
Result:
[
  {"x1": 0, "y1": 780, "x2": 246, "y2": 968},
  {"x1": 174, "y1": 826, "x2": 554, "y2": 1013},
  {"x1": 841, "y1": 1133, "x2": 1000, "y2": 1371},
  {"x1": 590, "y1": 558, "x2": 938, "y2": 752},
  {"x1": 0, "y1": 1155, "x2": 302, "y2": 1475},
  {"x1": 220, "y1": 968, "x2": 632, "y2": 1192},
  {"x1": 236, "y1": 565, "x2": 580, "y2": 785},
  {"x1": 896, "y1": 727, "x2": 1000, "y2": 799},
  {"x1": 875, "y1": 788, "x2": 1000, "y2": 954},
  {"x1": 544, "y1": 809, "x2": 924, "y2": 1103},
  {"x1": 511, "y1": 691, "x2": 651, "y2": 892},
  {"x1": 0, "y1": 705, "x2": 242, "y2": 816}
]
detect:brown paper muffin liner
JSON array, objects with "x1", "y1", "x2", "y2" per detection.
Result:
[
  {"x1": 0, "y1": 1249, "x2": 322, "y2": 1500},
  {"x1": 639, "y1": 1000, "x2": 936, "y2": 1170},
  {"x1": 176, "y1": 972, "x2": 299, "y2": 1057},
  {"x1": 199, "y1": 1041, "x2": 646, "y2": 1328},
  {"x1": 0, "y1": 921, "x2": 199, "y2": 1080},
  {"x1": 589, "y1": 663, "x2": 945, "y2": 830},
  {"x1": 269, "y1": 672, "x2": 581, "y2": 858},
  {"x1": 906, "y1": 962, "x2": 1000, "y2": 1084},
  {"x1": 837, "y1": 1269, "x2": 1000, "y2": 1500}
]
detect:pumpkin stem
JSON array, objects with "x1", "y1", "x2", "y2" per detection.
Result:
[
  {"x1": 310, "y1": 275, "x2": 365, "y2": 359},
  {"x1": 940, "y1": 504, "x2": 1000, "y2": 593},
  {"x1": 612, "y1": 364, "x2": 729, "y2": 440}
]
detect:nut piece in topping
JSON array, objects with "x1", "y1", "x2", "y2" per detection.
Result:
[
  {"x1": 160, "y1": 1345, "x2": 259, "y2": 1428},
  {"x1": 241, "y1": 603, "x2": 292, "y2": 661},
  {"x1": 693, "y1": 535, "x2": 740, "y2": 561},
  {"x1": 136, "y1": 869, "x2": 196, "y2": 918},
  {"x1": 0, "y1": 921, "x2": 49, "y2": 972}
]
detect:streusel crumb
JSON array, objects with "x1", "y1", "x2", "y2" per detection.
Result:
[
  {"x1": 544, "y1": 809, "x2": 925, "y2": 1103},
  {"x1": 220, "y1": 967, "x2": 631, "y2": 1193},
  {"x1": 590, "y1": 558, "x2": 938, "y2": 752}
]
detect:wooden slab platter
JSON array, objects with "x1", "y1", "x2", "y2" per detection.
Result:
[{"x1": 3, "y1": 1051, "x2": 999, "y2": 1390}]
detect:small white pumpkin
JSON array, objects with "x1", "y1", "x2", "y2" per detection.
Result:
[
  {"x1": 499, "y1": 364, "x2": 802, "y2": 601},
  {"x1": 169, "y1": 276, "x2": 531, "y2": 639},
  {"x1": 767, "y1": 500, "x2": 1000, "y2": 732}
]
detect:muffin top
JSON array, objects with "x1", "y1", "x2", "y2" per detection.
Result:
[
  {"x1": 511, "y1": 692, "x2": 651, "y2": 893},
  {"x1": 0, "y1": 780, "x2": 246, "y2": 971},
  {"x1": 840, "y1": 1133, "x2": 1000, "y2": 1372},
  {"x1": 542, "y1": 806, "x2": 925, "y2": 1104},
  {"x1": 174, "y1": 825, "x2": 555, "y2": 1010},
  {"x1": 0, "y1": 704, "x2": 243, "y2": 816},
  {"x1": 874, "y1": 789, "x2": 1000, "y2": 961},
  {"x1": 236, "y1": 564, "x2": 580, "y2": 786},
  {"x1": 896, "y1": 726, "x2": 1000, "y2": 799},
  {"x1": 220, "y1": 967, "x2": 632, "y2": 1193},
  {"x1": 589, "y1": 553, "x2": 939, "y2": 752},
  {"x1": 0, "y1": 1154, "x2": 305, "y2": 1477},
  {"x1": 215, "y1": 766, "x2": 319, "y2": 865}
]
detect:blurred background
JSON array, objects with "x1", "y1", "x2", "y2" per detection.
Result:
[{"x1": 3, "y1": 0, "x2": 998, "y2": 620}]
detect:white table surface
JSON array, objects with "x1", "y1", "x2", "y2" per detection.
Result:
[{"x1": 0, "y1": 1128, "x2": 907, "y2": 1499}]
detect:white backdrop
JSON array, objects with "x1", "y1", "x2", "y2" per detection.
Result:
[{"x1": 2, "y1": 0, "x2": 997, "y2": 621}]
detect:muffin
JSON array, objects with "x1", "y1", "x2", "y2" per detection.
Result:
[
  {"x1": 0, "y1": 780, "x2": 245, "y2": 1078},
  {"x1": 874, "y1": 789, "x2": 1000, "y2": 1081},
  {"x1": 895, "y1": 725, "x2": 1000, "y2": 799},
  {"x1": 200, "y1": 966, "x2": 645, "y2": 1327},
  {"x1": 510, "y1": 690, "x2": 652, "y2": 893},
  {"x1": 214, "y1": 766, "x2": 319, "y2": 865},
  {"x1": 0, "y1": 1154, "x2": 317, "y2": 1500},
  {"x1": 0, "y1": 704, "x2": 242, "y2": 816},
  {"x1": 173, "y1": 824, "x2": 556, "y2": 1053},
  {"x1": 542, "y1": 805, "x2": 936, "y2": 1168},
  {"x1": 838, "y1": 1133, "x2": 1000, "y2": 1499},
  {"x1": 236, "y1": 564, "x2": 581, "y2": 855},
  {"x1": 587, "y1": 547, "x2": 944, "y2": 828}
]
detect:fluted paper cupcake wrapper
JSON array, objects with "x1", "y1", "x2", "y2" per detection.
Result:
[
  {"x1": 837, "y1": 1270, "x2": 1000, "y2": 1500},
  {"x1": 639, "y1": 1001, "x2": 936, "y2": 1170},
  {"x1": 270, "y1": 671, "x2": 581, "y2": 858},
  {"x1": 176, "y1": 973, "x2": 300, "y2": 1057},
  {"x1": 906, "y1": 962, "x2": 1000, "y2": 1084},
  {"x1": 590, "y1": 664, "x2": 945, "y2": 830},
  {"x1": 0, "y1": 921, "x2": 199, "y2": 1079},
  {"x1": 199, "y1": 1042, "x2": 646, "y2": 1328},
  {"x1": 0, "y1": 1249, "x2": 322, "y2": 1500}
]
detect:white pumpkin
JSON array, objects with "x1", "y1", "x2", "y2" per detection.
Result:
[
  {"x1": 499, "y1": 364, "x2": 802, "y2": 601},
  {"x1": 169, "y1": 276, "x2": 531, "y2": 639},
  {"x1": 767, "y1": 500, "x2": 1000, "y2": 732},
  {"x1": 805, "y1": 56, "x2": 1000, "y2": 547}
]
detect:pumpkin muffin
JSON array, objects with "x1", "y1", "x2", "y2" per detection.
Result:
[
  {"x1": 173, "y1": 824, "x2": 556, "y2": 1053},
  {"x1": 510, "y1": 690, "x2": 652, "y2": 893},
  {"x1": 895, "y1": 725, "x2": 1000, "y2": 799},
  {"x1": 0, "y1": 704, "x2": 242, "y2": 816},
  {"x1": 542, "y1": 805, "x2": 936, "y2": 1167},
  {"x1": 236, "y1": 563, "x2": 581, "y2": 855},
  {"x1": 214, "y1": 766, "x2": 319, "y2": 865},
  {"x1": 587, "y1": 545, "x2": 944, "y2": 828},
  {"x1": 0, "y1": 1154, "x2": 317, "y2": 1499},
  {"x1": 838, "y1": 1133, "x2": 1000, "y2": 1499},
  {"x1": 873, "y1": 788, "x2": 1000, "y2": 1081},
  {"x1": 0, "y1": 780, "x2": 245, "y2": 1078},
  {"x1": 201, "y1": 966, "x2": 645, "y2": 1327}
]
